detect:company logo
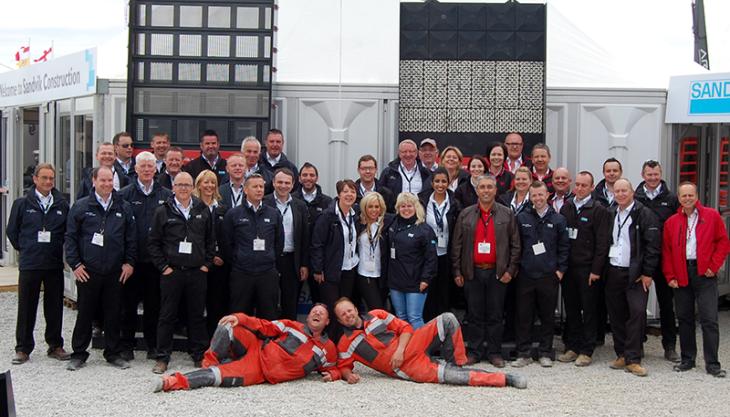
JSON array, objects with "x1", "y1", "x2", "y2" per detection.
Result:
[
  {"x1": 85, "y1": 50, "x2": 96, "y2": 91},
  {"x1": 689, "y1": 79, "x2": 730, "y2": 115}
]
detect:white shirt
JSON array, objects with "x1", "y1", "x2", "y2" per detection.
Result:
[
  {"x1": 610, "y1": 201, "x2": 634, "y2": 268},
  {"x1": 302, "y1": 188, "x2": 317, "y2": 203},
  {"x1": 536, "y1": 205, "x2": 549, "y2": 218},
  {"x1": 229, "y1": 183, "x2": 244, "y2": 208},
  {"x1": 203, "y1": 154, "x2": 220, "y2": 169},
  {"x1": 247, "y1": 199, "x2": 262, "y2": 213},
  {"x1": 359, "y1": 182, "x2": 376, "y2": 196},
  {"x1": 138, "y1": 179, "x2": 153, "y2": 196},
  {"x1": 112, "y1": 168, "x2": 121, "y2": 191},
  {"x1": 604, "y1": 186, "x2": 615, "y2": 205},
  {"x1": 574, "y1": 195, "x2": 591, "y2": 212},
  {"x1": 95, "y1": 192, "x2": 112, "y2": 211},
  {"x1": 425, "y1": 193, "x2": 450, "y2": 257},
  {"x1": 276, "y1": 194, "x2": 295, "y2": 253},
  {"x1": 117, "y1": 158, "x2": 133, "y2": 175},
  {"x1": 507, "y1": 156, "x2": 523, "y2": 174},
  {"x1": 156, "y1": 159, "x2": 165, "y2": 173},
  {"x1": 244, "y1": 164, "x2": 260, "y2": 179},
  {"x1": 175, "y1": 197, "x2": 192, "y2": 220},
  {"x1": 338, "y1": 205, "x2": 359, "y2": 270},
  {"x1": 551, "y1": 193, "x2": 567, "y2": 213},
  {"x1": 35, "y1": 189, "x2": 53, "y2": 212},
  {"x1": 357, "y1": 222, "x2": 382, "y2": 277},
  {"x1": 266, "y1": 152, "x2": 281, "y2": 167},
  {"x1": 685, "y1": 209, "x2": 698, "y2": 260},
  {"x1": 399, "y1": 163, "x2": 423, "y2": 194},
  {"x1": 448, "y1": 177, "x2": 459, "y2": 192},
  {"x1": 643, "y1": 184, "x2": 662, "y2": 200},
  {"x1": 511, "y1": 192, "x2": 529, "y2": 213}
]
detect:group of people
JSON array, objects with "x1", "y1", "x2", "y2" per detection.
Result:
[{"x1": 7, "y1": 129, "x2": 729, "y2": 393}]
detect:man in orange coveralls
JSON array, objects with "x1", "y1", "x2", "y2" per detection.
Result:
[
  {"x1": 326, "y1": 298, "x2": 526, "y2": 388},
  {"x1": 153, "y1": 303, "x2": 339, "y2": 392}
]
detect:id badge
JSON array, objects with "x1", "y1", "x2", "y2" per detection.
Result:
[
  {"x1": 253, "y1": 238, "x2": 266, "y2": 251},
  {"x1": 91, "y1": 233, "x2": 104, "y2": 247},
  {"x1": 362, "y1": 259, "x2": 377, "y2": 272},
  {"x1": 477, "y1": 242, "x2": 491, "y2": 254},
  {"x1": 37, "y1": 231, "x2": 51, "y2": 243},
  {"x1": 179, "y1": 241, "x2": 193, "y2": 254},
  {"x1": 532, "y1": 242, "x2": 546, "y2": 255},
  {"x1": 568, "y1": 228, "x2": 578, "y2": 240},
  {"x1": 390, "y1": 248, "x2": 396, "y2": 259},
  {"x1": 437, "y1": 236, "x2": 447, "y2": 248},
  {"x1": 609, "y1": 245, "x2": 621, "y2": 258}
]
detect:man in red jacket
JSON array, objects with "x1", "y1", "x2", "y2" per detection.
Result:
[
  {"x1": 153, "y1": 304, "x2": 339, "y2": 391},
  {"x1": 662, "y1": 182, "x2": 730, "y2": 378},
  {"x1": 326, "y1": 298, "x2": 526, "y2": 388}
]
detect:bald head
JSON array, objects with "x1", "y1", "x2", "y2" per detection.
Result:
[
  {"x1": 552, "y1": 167, "x2": 571, "y2": 194},
  {"x1": 613, "y1": 178, "x2": 634, "y2": 209},
  {"x1": 399, "y1": 140, "x2": 418, "y2": 169}
]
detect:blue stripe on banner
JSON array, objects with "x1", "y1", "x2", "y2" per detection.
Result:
[{"x1": 689, "y1": 98, "x2": 730, "y2": 114}]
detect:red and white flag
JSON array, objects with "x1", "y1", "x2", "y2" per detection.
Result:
[
  {"x1": 15, "y1": 45, "x2": 30, "y2": 68},
  {"x1": 34, "y1": 47, "x2": 53, "y2": 63}
]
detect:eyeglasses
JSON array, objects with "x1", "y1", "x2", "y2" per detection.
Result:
[{"x1": 174, "y1": 183, "x2": 193, "y2": 188}]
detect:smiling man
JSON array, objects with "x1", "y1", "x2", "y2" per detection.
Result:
[{"x1": 154, "y1": 304, "x2": 338, "y2": 392}]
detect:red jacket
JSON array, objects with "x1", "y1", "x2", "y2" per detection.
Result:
[
  {"x1": 233, "y1": 313, "x2": 340, "y2": 383},
  {"x1": 662, "y1": 202, "x2": 730, "y2": 287}
]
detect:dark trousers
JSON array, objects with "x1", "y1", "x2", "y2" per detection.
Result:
[
  {"x1": 15, "y1": 269, "x2": 65, "y2": 355},
  {"x1": 229, "y1": 268, "x2": 279, "y2": 320},
  {"x1": 157, "y1": 268, "x2": 208, "y2": 363},
  {"x1": 423, "y1": 255, "x2": 452, "y2": 322},
  {"x1": 653, "y1": 261, "x2": 677, "y2": 351},
  {"x1": 320, "y1": 268, "x2": 356, "y2": 339},
  {"x1": 605, "y1": 266, "x2": 648, "y2": 365},
  {"x1": 206, "y1": 263, "x2": 230, "y2": 339},
  {"x1": 355, "y1": 274, "x2": 384, "y2": 310},
  {"x1": 562, "y1": 265, "x2": 600, "y2": 356},
  {"x1": 71, "y1": 271, "x2": 122, "y2": 362},
  {"x1": 515, "y1": 276, "x2": 559, "y2": 358},
  {"x1": 120, "y1": 262, "x2": 160, "y2": 354},
  {"x1": 277, "y1": 253, "x2": 301, "y2": 320},
  {"x1": 674, "y1": 262, "x2": 721, "y2": 371},
  {"x1": 464, "y1": 268, "x2": 508, "y2": 360}
]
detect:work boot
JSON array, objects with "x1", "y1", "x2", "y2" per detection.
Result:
[
  {"x1": 557, "y1": 350, "x2": 577, "y2": 363},
  {"x1": 609, "y1": 357, "x2": 625, "y2": 370},
  {"x1": 575, "y1": 354, "x2": 592, "y2": 367},
  {"x1": 625, "y1": 363, "x2": 648, "y2": 377},
  {"x1": 511, "y1": 357, "x2": 532, "y2": 368},
  {"x1": 47, "y1": 347, "x2": 71, "y2": 361},
  {"x1": 505, "y1": 374, "x2": 527, "y2": 389},
  {"x1": 708, "y1": 368, "x2": 727, "y2": 378},
  {"x1": 673, "y1": 362, "x2": 695, "y2": 372}
]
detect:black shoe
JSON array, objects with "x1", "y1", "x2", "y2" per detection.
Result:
[
  {"x1": 673, "y1": 362, "x2": 695, "y2": 372},
  {"x1": 66, "y1": 358, "x2": 85, "y2": 371},
  {"x1": 708, "y1": 368, "x2": 726, "y2": 378},
  {"x1": 109, "y1": 357, "x2": 131, "y2": 369},
  {"x1": 119, "y1": 350, "x2": 134, "y2": 362},
  {"x1": 12, "y1": 352, "x2": 29, "y2": 365},
  {"x1": 664, "y1": 350, "x2": 680, "y2": 363}
]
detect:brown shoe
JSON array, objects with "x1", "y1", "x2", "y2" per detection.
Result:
[
  {"x1": 152, "y1": 361, "x2": 168, "y2": 374},
  {"x1": 47, "y1": 347, "x2": 71, "y2": 361},
  {"x1": 464, "y1": 355, "x2": 479, "y2": 366},
  {"x1": 575, "y1": 354, "x2": 593, "y2": 367},
  {"x1": 489, "y1": 356, "x2": 506, "y2": 368},
  {"x1": 625, "y1": 363, "x2": 648, "y2": 377},
  {"x1": 12, "y1": 352, "x2": 29, "y2": 365},
  {"x1": 557, "y1": 350, "x2": 578, "y2": 363},
  {"x1": 609, "y1": 357, "x2": 626, "y2": 370}
]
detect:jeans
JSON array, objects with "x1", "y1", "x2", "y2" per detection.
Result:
[{"x1": 390, "y1": 290, "x2": 427, "y2": 329}]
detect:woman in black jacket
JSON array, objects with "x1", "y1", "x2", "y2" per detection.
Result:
[
  {"x1": 440, "y1": 146, "x2": 470, "y2": 192},
  {"x1": 486, "y1": 142, "x2": 514, "y2": 197},
  {"x1": 419, "y1": 168, "x2": 462, "y2": 321},
  {"x1": 310, "y1": 180, "x2": 359, "y2": 320},
  {"x1": 498, "y1": 166, "x2": 532, "y2": 215},
  {"x1": 193, "y1": 169, "x2": 230, "y2": 338},
  {"x1": 385, "y1": 192, "x2": 438, "y2": 329},
  {"x1": 454, "y1": 155, "x2": 487, "y2": 208},
  {"x1": 355, "y1": 192, "x2": 394, "y2": 310}
]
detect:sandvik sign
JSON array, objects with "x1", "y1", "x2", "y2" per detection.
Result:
[
  {"x1": 0, "y1": 48, "x2": 96, "y2": 107},
  {"x1": 667, "y1": 72, "x2": 730, "y2": 123},
  {"x1": 689, "y1": 79, "x2": 730, "y2": 115}
]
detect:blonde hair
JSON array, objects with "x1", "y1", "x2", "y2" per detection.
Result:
[
  {"x1": 193, "y1": 170, "x2": 222, "y2": 203},
  {"x1": 395, "y1": 192, "x2": 425, "y2": 225},
  {"x1": 359, "y1": 192, "x2": 387, "y2": 240},
  {"x1": 439, "y1": 145, "x2": 463, "y2": 164}
]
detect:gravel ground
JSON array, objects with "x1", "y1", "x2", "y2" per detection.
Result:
[{"x1": 2, "y1": 291, "x2": 728, "y2": 417}]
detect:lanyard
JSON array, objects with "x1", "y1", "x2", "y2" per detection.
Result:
[
  {"x1": 231, "y1": 185, "x2": 243, "y2": 207},
  {"x1": 686, "y1": 212, "x2": 698, "y2": 242},
  {"x1": 279, "y1": 201, "x2": 290, "y2": 218},
  {"x1": 360, "y1": 183, "x2": 374, "y2": 196},
  {"x1": 99, "y1": 200, "x2": 113, "y2": 234},
  {"x1": 432, "y1": 201, "x2": 448, "y2": 233},
  {"x1": 615, "y1": 210, "x2": 631, "y2": 242},
  {"x1": 399, "y1": 164, "x2": 415, "y2": 192},
  {"x1": 480, "y1": 211, "x2": 492, "y2": 240},
  {"x1": 339, "y1": 206, "x2": 355, "y2": 248},
  {"x1": 38, "y1": 196, "x2": 51, "y2": 231},
  {"x1": 367, "y1": 222, "x2": 379, "y2": 257}
]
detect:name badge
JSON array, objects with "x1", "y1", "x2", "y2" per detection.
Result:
[
  {"x1": 390, "y1": 248, "x2": 396, "y2": 259},
  {"x1": 179, "y1": 241, "x2": 193, "y2": 254},
  {"x1": 37, "y1": 231, "x2": 51, "y2": 243},
  {"x1": 437, "y1": 236, "x2": 447, "y2": 248},
  {"x1": 92, "y1": 233, "x2": 104, "y2": 247},
  {"x1": 253, "y1": 238, "x2": 266, "y2": 251},
  {"x1": 568, "y1": 228, "x2": 578, "y2": 240},
  {"x1": 609, "y1": 245, "x2": 621, "y2": 258},
  {"x1": 532, "y1": 242, "x2": 546, "y2": 255},
  {"x1": 362, "y1": 259, "x2": 377, "y2": 272},
  {"x1": 477, "y1": 242, "x2": 491, "y2": 254}
]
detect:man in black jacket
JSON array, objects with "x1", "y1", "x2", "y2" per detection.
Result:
[
  {"x1": 264, "y1": 168, "x2": 310, "y2": 320},
  {"x1": 511, "y1": 181, "x2": 570, "y2": 368},
  {"x1": 292, "y1": 162, "x2": 331, "y2": 304},
  {"x1": 219, "y1": 153, "x2": 246, "y2": 209},
  {"x1": 148, "y1": 172, "x2": 215, "y2": 374},
  {"x1": 259, "y1": 129, "x2": 299, "y2": 189},
  {"x1": 558, "y1": 171, "x2": 610, "y2": 366},
  {"x1": 222, "y1": 174, "x2": 284, "y2": 320},
  {"x1": 157, "y1": 146, "x2": 184, "y2": 190},
  {"x1": 77, "y1": 142, "x2": 129, "y2": 199},
  {"x1": 113, "y1": 132, "x2": 136, "y2": 183},
  {"x1": 184, "y1": 130, "x2": 228, "y2": 184},
  {"x1": 118, "y1": 152, "x2": 173, "y2": 361},
  {"x1": 355, "y1": 154, "x2": 395, "y2": 213},
  {"x1": 241, "y1": 136, "x2": 274, "y2": 194},
  {"x1": 150, "y1": 132, "x2": 170, "y2": 176},
  {"x1": 65, "y1": 166, "x2": 137, "y2": 371},
  {"x1": 634, "y1": 160, "x2": 680, "y2": 362},
  {"x1": 378, "y1": 139, "x2": 431, "y2": 195},
  {"x1": 7, "y1": 163, "x2": 70, "y2": 365},
  {"x1": 605, "y1": 178, "x2": 661, "y2": 377},
  {"x1": 592, "y1": 158, "x2": 622, "y2": 208}
]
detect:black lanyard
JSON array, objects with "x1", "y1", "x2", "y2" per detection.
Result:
[
  {"x1": 339, "y1": 206, "x2": 355, "y2": 248},
  {"x1": 432, "y1": 200, "x2": 448, "y2": 233},
  {"x1": 367, "y1": 223, "x2": 379, "y2": 256},
  {"x1": 98, "y1": 200, "x2": 113, "y2": 234},
  {"x1": 279, "y1": 201, "x2": 291, "y2": 218},
  {"x1": 615, "y1": 210, "x2": 631, "y2": 242},
  {"x1": 399, "y1": 165, "x2": 415, "y2": 192},
  {"x1": 231, "y1": 185, "x2": 243, "y2": 207},
  {"x1": 38, "y1": 196, "x2": 52, "y2": 231}
]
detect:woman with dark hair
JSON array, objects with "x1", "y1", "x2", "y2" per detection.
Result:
[
  {"x1": 440, "y1": 146, "x2": 469, "y2": 192},
  {"x1": 485, "y1": 142, "x2": 514, "y2": 196},
  {"x1": 498, "y1": 166, "x2": 532, "y2": 216},
  {"x1": 419, "y1": 168, "x2": 462, "y2": 321},
  {"x1": 355, "y1": 192, "x2": 394, "y2": 310},
  {"x1": 311, "y1": 179, "x2": 360, "y2": 326},
  {"x1": 193, "y1": 170, "x2": 230, "y2": 338},
  {"x1": 454, "y1": 155, "x2": 487, "y2": 208}
]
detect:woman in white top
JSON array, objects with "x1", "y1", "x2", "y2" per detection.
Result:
[
  {"x1": 355, "y1": 192, "x2": 393, "y2": 310},
  {"x1": 498, "y1": 166, "x2": 532, "y2": 215},
  {"x1": 440, "y1": 146, "x2": 469, "y2": 192}
]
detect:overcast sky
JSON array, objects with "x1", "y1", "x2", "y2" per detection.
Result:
[{"x1": 1, "y1": 0, "x2": 728, "y2": 88}]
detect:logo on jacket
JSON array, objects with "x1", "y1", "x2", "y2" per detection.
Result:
[{"x1": 116, "y1": 212, "x2": 122, "y2": 217}]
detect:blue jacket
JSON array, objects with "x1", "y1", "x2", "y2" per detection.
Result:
[
  {"x1": 383, "y1": 216, "x2": 438, "y2": 292},
  {"x1": 64, "y1": 191, "x2": 137, "y2": 274},
  {"x1": 76, "y1": 166, "x2": 130, "y2": 200},
  {"x1": 221, "y1": 201, "x2": 284, "y2": 274},
  {"x1": 378, "y1": 157, "x2": 432, "y2": 196},
  {"x1": 516, "y1": 206, "x2": 570, "y2": 279},
  {"x1": 7, "y1": 187, "x2": 69, "y2": 271},
  {"x1": 119, "y1": 180, "x2": 173, "y2": 264},
  {"x1": 310, "y1": 199, "x2": 359, "y2": 283}
]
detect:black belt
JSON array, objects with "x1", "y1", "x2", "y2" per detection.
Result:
[
  {"x1": 609, "y1": 265, "x2": 629, "y2": 271},
  {"x1": 686, "y1": 259, "x2": 697, "y2": 267}
]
